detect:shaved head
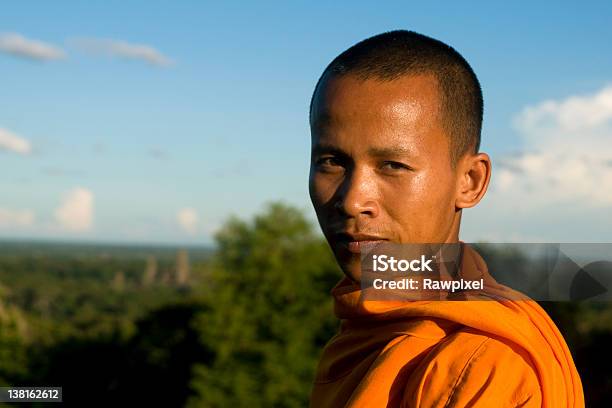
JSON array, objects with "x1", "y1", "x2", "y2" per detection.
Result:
[{"x1": 310, "y1": 30, "x2": 483, "y2": 166}]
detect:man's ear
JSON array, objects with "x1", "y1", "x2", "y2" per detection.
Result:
[{"x1": 455, "y1": 152, "x2": 491, "y2": 209}]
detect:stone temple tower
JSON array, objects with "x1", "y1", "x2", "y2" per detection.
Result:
[
  {"x1": 142, "y1": 255, "x2": 158, "y2": 286},
  {"x1": 175, "y1": 249, "x2": 190, "y2": 286}
]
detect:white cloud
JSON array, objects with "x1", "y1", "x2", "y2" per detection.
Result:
[
  {"x1": 493, "y1": 85, "x2": 612, "y2": 208},
  {"x1": 54, "y1": 188, "x2": 94, "y2": 231},
  {"x1": 516, "y1": 86, "x2": 612, "y2": 139},
  {"x1": 0, "y1": 128, "x2": 32, "y2": 154},
  {"x1": 0, "y1": 208, "x2": 35, "y2": 228},
  {"x1": 0, "y1": 32, "x2": 65, "y2": 61},
  {"x1": 71, "y1": 38, "x2": 173, "y2": 67},
  {"x1": 177, "y1": 208, "x2": 198, "y2": 235}
]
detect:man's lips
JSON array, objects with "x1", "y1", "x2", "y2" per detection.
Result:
[{"x1": 333, "y1": 233, "x2": 388, "y2": 254}]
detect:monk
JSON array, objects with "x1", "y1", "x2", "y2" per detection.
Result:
[{"x1": 308, "y1": 30, "x2": 584, "y2": 407}]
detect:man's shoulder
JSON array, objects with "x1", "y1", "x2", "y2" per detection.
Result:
[
  {"x1": 435, "y1": 328, "x2": 535, "y2": 372},
  {"x1": 403, "y1": 328, "x2": 542, "y2": 407}
]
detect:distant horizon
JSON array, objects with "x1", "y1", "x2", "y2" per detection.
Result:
[{"x1": 0, "y1": 236, "x2": 216, "y2": 250}]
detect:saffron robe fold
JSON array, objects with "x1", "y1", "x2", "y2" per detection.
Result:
[{"x1": 309, "y1": 244, "x2": 584, "y2": 407}]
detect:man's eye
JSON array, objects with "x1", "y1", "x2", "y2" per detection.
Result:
[
  {"x1": 316, "y1": 157, "x2": 343, "y2": 169},
  {"x1": 381, "y1": 161, "x2": 410, "y2": 171}
]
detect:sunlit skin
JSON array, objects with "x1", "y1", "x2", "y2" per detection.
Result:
[{"x1": 309, "y1": 73, "x2": 492, "y2": 282}]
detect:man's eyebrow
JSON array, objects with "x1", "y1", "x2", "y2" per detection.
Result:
[
  {"x1": 367, "y1": 146, "x2": 416, "y2": 158},
  {"x1": 312, "y1": 145, "x2": 417, "y2": 158},
  {"x1": 311, "y1": 144, "x2": 346, "y2": 156}
]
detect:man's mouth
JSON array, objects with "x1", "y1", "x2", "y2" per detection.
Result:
[{"x1": 333, "y1": 232, "x2": 388, "y2": 254}]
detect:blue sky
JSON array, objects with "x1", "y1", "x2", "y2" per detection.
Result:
[{"x1": 1, "y1": 1, "x2": 612, "y2": 245}]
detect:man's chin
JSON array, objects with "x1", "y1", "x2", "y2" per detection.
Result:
[
  {"x1": 331, "y1": 244, "x2": 363, "y2": 283},
  {"x1": 338, "y1": 261, "x2": 362, "y2": 284}
]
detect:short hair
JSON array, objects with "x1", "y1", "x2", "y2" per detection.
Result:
[{"x1": 310, "y1": 30, "x2": 483, "y2": 166}]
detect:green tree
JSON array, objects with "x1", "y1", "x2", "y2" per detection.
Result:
[
  {"x1": 0, "y1": 301, "x2": 29, "y2": 384},
  {"x1": 189, "y1": 202, "x2": 341, "y2": 407}
]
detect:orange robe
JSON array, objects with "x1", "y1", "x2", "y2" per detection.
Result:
[{"x1": 310, "y1": 244, "x2": 584, "y2": 407}]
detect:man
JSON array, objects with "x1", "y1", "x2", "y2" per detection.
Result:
[{"x1": 308, "y1": 30, "x2": 584, "y2": 407}]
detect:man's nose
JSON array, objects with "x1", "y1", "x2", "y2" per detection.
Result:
[{"x1": 334, "y1": 167, "x2": 379, "y2": 218}]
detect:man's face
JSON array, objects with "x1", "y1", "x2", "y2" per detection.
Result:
[{"x1": 309, "y1": 74, "x2": 462, "y2": 281}]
